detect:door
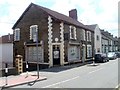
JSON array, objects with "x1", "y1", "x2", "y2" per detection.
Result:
[
  {"x1": 53, "y1": 45, "x2": 60, "y2": 65},
  {"x1": 82, "y1": 46, "x2": 86, "y2": 62}
]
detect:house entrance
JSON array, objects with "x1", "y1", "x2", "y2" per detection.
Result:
[{"x1": 53, "y1": 45, "x2": 60, "y2": 66}]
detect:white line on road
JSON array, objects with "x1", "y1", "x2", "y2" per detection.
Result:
[
  {"x1": 88, "y1": 68, "x2": 103, "y2": 74},
  {"x1": 115, "y1": 84, "x2": 120, "y2": 89},
  {"x1": 42, "y1": 76, "x2": 79, "y2": 88}
]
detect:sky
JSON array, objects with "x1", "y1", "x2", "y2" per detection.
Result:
[{"x1": 0, "y1": 0, "x2": 119, "y2": 37}]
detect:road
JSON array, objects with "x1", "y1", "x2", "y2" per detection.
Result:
[{"x1": 12, "y1": 58, "x2": 119, "y2": 88}]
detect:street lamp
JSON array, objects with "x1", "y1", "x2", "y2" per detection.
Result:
[{"x1": 36, "y1": 28, "x2": 39, "y2": 79}]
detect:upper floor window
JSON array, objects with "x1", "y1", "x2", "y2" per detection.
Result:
[
  {"x1": 97, "y1": 35, "x2": 99, "y2": 41},
  {"x1": 30, "y1": 25, "x2": 38, "y2": 42},
  {"x1": 69, "y1": 26, "x2": 77, "y2": 40},
  {"x1": 14, "y1": 28, "x2": 20, "y2": 41},
  {"x1": 83, "y1": 29, "x2": 86, "y2": 41},
  {"x1": 87, "y1": 31, "x2": 91, "y2": 41}
]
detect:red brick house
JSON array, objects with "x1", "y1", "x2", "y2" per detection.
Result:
[{"x1": 12, "y1": 3, "x2": 94, "y2": 70}]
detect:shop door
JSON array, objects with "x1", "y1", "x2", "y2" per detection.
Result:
[{"x1": 53, "y1": 45, "x2": 60, "y2": 65}]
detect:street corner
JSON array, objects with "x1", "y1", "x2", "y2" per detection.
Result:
[{"x1": 0, "y1": 73, "x2": 47, "y2": 88}]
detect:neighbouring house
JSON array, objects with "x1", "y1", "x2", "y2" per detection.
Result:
[
  {"x1": 86, "y1": 24, "x2": 102, "y2": 54},
  {"x1": 113, "y1": 37, "x2": 118, "y2": 52},
  {"x1": 12, "y1": 3, "x2": 94, "y2": 70},
  {"x1": 101, "y1": 30, "x2": 118, "y2": 53},
  {"x1": 118, "y1": 37, "x2": 120, "y2": 51},
  {"x1": 0, "y1": 34, "x2": 13, "y2": 68},
  {"x1": 101, "y1": 30, "x2": 111, "y2": 53}
]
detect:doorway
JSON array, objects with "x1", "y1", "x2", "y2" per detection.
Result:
[{"x1": 53, "y1": 45, "x2": 60, "y2": 66}]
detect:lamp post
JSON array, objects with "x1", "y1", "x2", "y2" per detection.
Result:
[{"x1": 36, "y1": 29, "x2": 39, "y2": 79}]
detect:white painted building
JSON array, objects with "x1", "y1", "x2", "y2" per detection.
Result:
[
  {"x1": 87, "y1": 24, "x2": 102, "y2": 54},
  {"x1": 0, "y1": 34, "x2": 13, "y2": 68}
]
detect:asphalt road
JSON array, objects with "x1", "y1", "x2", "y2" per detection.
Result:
[{"x1": 12, "y1": 58, "x2": 119, "y2": 88}]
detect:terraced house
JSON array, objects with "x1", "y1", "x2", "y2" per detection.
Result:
[
  {"x1": 12, "y1": 3, "x2": 94, "y2": 70},
  {"x1": 101, "y1": 30, "x2": 118, "y2": 53}
]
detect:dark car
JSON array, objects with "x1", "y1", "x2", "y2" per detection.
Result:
[
  {"x1": 94, "y1": 53, "x2": 109, "y2": 63},
  {"x1": 115, "y1": 52, "x2": 120, "y2": 58}
]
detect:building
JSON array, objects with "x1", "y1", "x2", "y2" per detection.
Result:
[
  {"x1": 86, "y1": 24, "x2": 102, "y2": 54},
  {"x1": 113, "y1": 37, "x2": 118, "y2": 52},
  {"x1": 118, "y1": 37, "x2": 120, "y2": 51},
  {"x1": 12, "y1": 3, "x2": 94, "y2": 69},
  {"x1": 0, "y1": 34, "x2": 13, "y2": 68},
  {"x1": 101, "y1": 30, "x2": 118, "y2": 53}
]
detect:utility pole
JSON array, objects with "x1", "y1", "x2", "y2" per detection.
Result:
[{"x1": 36, "y1": 28, "x2": 39, "y2": 79}]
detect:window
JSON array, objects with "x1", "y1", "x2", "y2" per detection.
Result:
[
  {"x1": 97, "y1": 35, "x2": 99, "y2": 41},
  {"x1": 30, "y1": 25, "x2": 38, "y2": 42},
  {"x1": 68, "y1": 46, "x2": 80, "y2": 62},
  {"x1": 83, "y1": 29, "x2": 86, "y2": 41},
  {"x1": 87, "y1": 45, "x2": 92, "y2": 57},
  {"x1": 87, "y1": 31, "x2": 91, "y2": 41},
  {"x1": 14, "y1": 28, "x2": 20, "y2": 41},
  {"x1": 70, "y1": 26, "x2": 77, "y2": 39}
]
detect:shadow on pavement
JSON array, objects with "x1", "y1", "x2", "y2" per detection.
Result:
[{"x1": 40, "y1": 61, "x2": 93, "y2": 73}]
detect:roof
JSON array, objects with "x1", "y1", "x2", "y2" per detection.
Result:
[
  {"x1": 86, "y1": 24, "x2": 97, "y2": 31},
  {"x1": 12, "y1": 3, "x2": 93, "y2": 32},
  {"x1": 101, "y1": 30, "x2": 115, "y2": 40},
  {"x1": 0, "y1": 34, "x2": 13, "y2": 44}
]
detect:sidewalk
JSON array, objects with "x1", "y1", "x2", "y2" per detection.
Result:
[
  {"x1": 0, "y1": 72, "x2": 47, "y2": 88},
  {"x1": 0, "y1": 61, "x2": 94, "y2": 88}
]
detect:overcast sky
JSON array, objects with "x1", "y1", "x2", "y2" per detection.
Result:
[{"x1": 0, "y1": 0, "x2": 119, "y2": 37}]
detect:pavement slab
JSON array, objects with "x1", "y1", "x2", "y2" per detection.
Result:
[{"x1": 0, "y1": 73, "x2": 47, "y2": 88}]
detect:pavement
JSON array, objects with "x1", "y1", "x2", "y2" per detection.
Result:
[
  {"x1": 0, "y1": 61, "x2": 94, "y2": 89},
  {"x1": 0, "y1": 72, "x2": 47, "y2": 88}
]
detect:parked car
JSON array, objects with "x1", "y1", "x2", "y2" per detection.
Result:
[
  {"x1": 107, "y1": 52, "x2": 117, "y2": 60},
  {"x1": 94, "y1": 53, "x2": 109, "y2": 63},
  {"x1": 115, "y1": 52, "x2": 120, "y2": 58}
]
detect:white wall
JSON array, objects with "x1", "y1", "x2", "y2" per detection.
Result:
[
  {"x1": 102, "y1": 39, "x2": 109, "y2": 53},
  {"x1": 94, "y1": 25, "x2": 102, "y2": 53},
  {"x1": 0, "y1": 43, "x2": 13, "y2": 68}
]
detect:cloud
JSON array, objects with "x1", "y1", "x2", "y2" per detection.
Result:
[
  {"x1": 0, "y1": 0, "x2": 37, "y2": 36},
  {"x1": 0, "y1": 0, "x2": 118, "y2": 37}
]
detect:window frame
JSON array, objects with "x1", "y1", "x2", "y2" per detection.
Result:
[
  {"x1": 69, "y1": 26, "x2": 77, "y2": 40},
  {"x1": 87, "y1": 31, "x2": 91, "y2": 41},
  {"x1": 30, "y1": 25, "x2": 38, "y2": 42},
  {"x1": 14, "y1": 28, "x2": 20, "y2": 41}
]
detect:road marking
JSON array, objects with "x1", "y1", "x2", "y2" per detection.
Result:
[
  {"x1": 115, "y1": 84, "x2": 120, "y2": 89},
  {"x1": 42, "y1": 76, "x2": 79, "y2": 88},
  {"x1": 88, "y1": 68, "x2": 103, "y2": 74}
]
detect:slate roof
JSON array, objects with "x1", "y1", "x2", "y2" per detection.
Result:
[
  {"x1": 85, "y1": 24, "x2": 97, "y2": 32},
  {"x1": 0, "y1": 34, "x2": 13, "y2": 44},
  {"x1": 12, "y1": 3, "x2": 93, "y2": 32},
  {"x1": 101, "y1": 30, "x2": 115, "y2": 40}
]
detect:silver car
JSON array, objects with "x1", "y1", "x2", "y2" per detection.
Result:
[{"x1": 107, "y1": 52, "x2": 117, "y2": 60}]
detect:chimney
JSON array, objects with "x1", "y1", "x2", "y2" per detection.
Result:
[
  {"x1": 69, "y1": 9, "x2": 78, "y2": 20},
  {"x1": 8, "y1": 33, "x2": 11, "y2": 41}
]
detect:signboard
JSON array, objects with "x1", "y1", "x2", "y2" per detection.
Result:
[
  {"x1": 26, "y1": 46, "x2": 44, "y2": 63},
  {"x1": 53, "y1": 50, "x2": 60, "y2": 59}
]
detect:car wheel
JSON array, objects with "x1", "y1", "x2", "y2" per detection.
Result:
[{"x1": 103, "y1": 60, "x2": 105, "y2": 63}]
